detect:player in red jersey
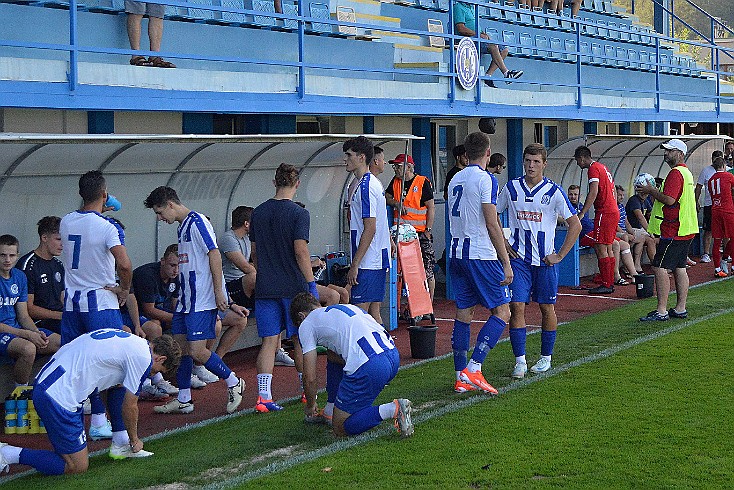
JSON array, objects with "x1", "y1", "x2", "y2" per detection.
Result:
[
  {"x1": 707, "y1": 156, "x2": 734, "y2": 277},
  {"x1": 574, "y1": 145, "x2": 620, "y2": 294}
]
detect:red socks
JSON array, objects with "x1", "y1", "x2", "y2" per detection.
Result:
[{"x1": 598, "y1": 256, "x2": 615, "y2": 288}]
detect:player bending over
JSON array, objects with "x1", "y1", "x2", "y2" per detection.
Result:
[
  {"x1": 290, "y1": 293, "x2": 413, "y2": 438},
  {"x1": 0, "y1": 330, "x2": 181, "y2": 475}
]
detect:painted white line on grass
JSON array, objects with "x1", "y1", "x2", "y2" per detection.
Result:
[
  {"x1": 558, "y1": 293, "x2": 634, "y2": 301},
  {"x1": 201, "y1": 306, "x2": 734, "y2": 489}
]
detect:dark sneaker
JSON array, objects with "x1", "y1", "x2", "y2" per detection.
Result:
[
  {"x1": 483, "y1": 79, "x2": 496, "y2": 88},
  {"x1": 640, "y1": 310, "x2": 669, "y2": 322},
  {"x1": 668, "y1": 308, "x2": 688, "y2": 319},
  {"x1": 588, "y1": 285, "x2": 614, "y2": 294}
]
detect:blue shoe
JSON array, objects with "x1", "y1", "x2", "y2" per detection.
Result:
[
  {"x1": 639, "y1": 310, "x2": 669, "y2": 322},
  {"x1": 255, "y1": 396, "x2": 283, "y2": 413},
  {"x1": 89, "y1": 420, "x2": 113, "y2": 440}
]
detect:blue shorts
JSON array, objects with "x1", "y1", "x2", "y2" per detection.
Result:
[
  {"x1": 33, "y1": 383, "x2": 86, "y2": 455},
  {"x1": 335, "y1": 348, "x2": 400, "y2": 414},
  {"x1": 508, "y1": 258, "x2": 559, "y2": 304},
  {"x1": 0, "y1": 333, "x2": 17, "y2": 359},
  {"x1": 60, "y1": 309, "x2": 123, "y2": 345},
  {"x1": 171, "y1": 310, "x2": 217, "y2": 341},
  {"x1": 449, "y1": 258, "x2": 510, "y2": 310},
  {"x1": 350, "y1": 269, "x2": 387, "y2": 304},
  {"x1": 121, "y1": 312, "x2": 149, "y2": 329},
  {"x1": 254, "y1": 298, "x2": 296, "y2": 339}
]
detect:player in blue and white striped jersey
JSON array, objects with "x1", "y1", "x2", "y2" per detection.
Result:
[
  {"x1": 290, "y1": 293, "x2": 413, "y2": 438},
  {"x1": 447, "y1": 132, "x2": 512, "y2": 395},
  {"x1": 496, "y1": 143, "x2": 581, "y2": 378},
  {"x1": 144, "y1": 186, "x2": 245, "y2": 416}
]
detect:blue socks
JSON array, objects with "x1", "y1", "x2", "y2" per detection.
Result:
[
  {"x1": 541, "y1": 330, "x2": 557, "y2": 357},
  {"x1": 470, "y1": 316, "x2": 507, "y2": 364},
  {"x1": 19, "y1": 449, "x2": 65, "y2": 476},
  {"x1": 343, "y1": 406, "x2": 382, "y2": 435},
  {"x1": 89, "y1": 389, "x2": 105, "y2": 416},
  {"x1": 325, "y1": 361, "x2": 342, "y2": 404},
  {"x1": 106, "y1": 386, "x2": 126, "y2": 433},
  {"x1": 451, "y1": 320, "x2": 471, "y2": 372},
  {"x1": 204, "y1": 352, "x2": 232, "y2": 379},
  {"x1": 177, "y1": 355, "x2": 194, "y2": 390},
  {"x1": 509, "y1": 327, "x2": 527, "y2": 357}
]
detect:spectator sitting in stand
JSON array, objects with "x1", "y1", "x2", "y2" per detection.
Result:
[
  {"x1": 454, "y1": 2, "x2": 523, "y2": 88},
  {"x1": 16, "y1": 216, "x2": 65, "y2": 335}
]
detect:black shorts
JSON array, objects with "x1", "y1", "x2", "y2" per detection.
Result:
[
  {"x1": 652, "y1": 238, "x2": 693, "y2": 270},
  {"x1": 225, "y1": 278, "x2": 255, "y2": 309},
  {"x1": 702, "y1": 205, "x2": 712, "y2": 231}
]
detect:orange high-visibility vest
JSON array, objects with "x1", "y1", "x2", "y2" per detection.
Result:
[{"x1": 392, "y1": 175, "x2": 429, "y2": 232}]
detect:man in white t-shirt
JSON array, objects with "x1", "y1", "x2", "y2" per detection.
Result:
[
  {"x1": 496, "y1": 143, "x2": 581, "y2": 379},
  {"x1": 344, "y1": 136, "x2": 392, "y2": 326},
  {"x1": 59, "y1": 170, "x2": 133, "y2": 440},
  {"x1": 0, "y1": 330, "x2": 181, "y2": 475},
  {"x1": 447, "y1": 132, "x2": 513, "y2": 395},
  {"x1": 694, "y1": 151, "x2": 720, "y2": 263},
  {"x1": 290, "y1": 293, "x2": 413, "y2": 438},
  {"x1": 144, "y1": 186, "x2": 245, "y2": 415}
]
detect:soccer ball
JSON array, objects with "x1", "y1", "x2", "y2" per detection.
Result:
[
  {"x1": 634, "y1": 173, "x2": 656, "y2": 189},
  {"x1": 391, "y1": 224, "x2": 418, "y2": 243}
]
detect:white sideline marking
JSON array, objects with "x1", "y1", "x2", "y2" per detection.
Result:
[
  {"x1": 558, "y1": 293, "x2": 634, "y2": 301},
  {"x1": 200, "y1": 307, "x2": 734, "y2": 489}
]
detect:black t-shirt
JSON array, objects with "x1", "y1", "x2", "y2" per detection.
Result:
[
  {"x1": 132, "y1": 262, "x2": 180, "y2": 312},
  {"x1": 250, "y1": 199, "x2": 310, "y2": 299},
  {"x1": 16, "y1": 251, "x2": 64, "y2": 313},
  {"x1": 443, "y1": 165, "x2": 464, "y2": 196},
  {"x1": 386, "y1": 175, "x2": 434, "y2": 206}
]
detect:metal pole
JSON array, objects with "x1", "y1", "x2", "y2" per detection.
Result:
[{"x1": 69, "y1": 0, "x2": 78, "y2": 92}]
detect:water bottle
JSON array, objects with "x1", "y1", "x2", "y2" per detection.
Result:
[
  {"x1": 4, "y1": 395, "x2": 16, "y2": 435},
  {"x1": 105, "y1": 194, "x2": 122, "y2": 212},
  {"x1": 28, "y1": 398, "x2": 39, "y2": 434},
  {"x1": 15, "y1": 396, "x2": 28, "y2": 434}
]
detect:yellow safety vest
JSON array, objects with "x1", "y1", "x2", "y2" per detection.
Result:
[
  {"x1": 392, "y1": 175, "x2": 429, "y2": 232},
  {"x1": 647, "y1": 165, "x2": 698, "y2": 237}
]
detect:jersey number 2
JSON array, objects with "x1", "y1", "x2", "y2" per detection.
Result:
[{"x1": 451, "y1": 185, "x2": 464, "y2": 217}]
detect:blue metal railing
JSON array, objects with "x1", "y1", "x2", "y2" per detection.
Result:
[{"x1": 1, "y1": 0, "x2": 732, "y2": 115}]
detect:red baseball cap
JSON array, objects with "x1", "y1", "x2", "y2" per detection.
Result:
[{"x1": 389, "y1": 154, "x2": 414, "y2": 165}]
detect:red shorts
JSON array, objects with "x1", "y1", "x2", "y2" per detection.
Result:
[
  {"x1": 711, "y1": 210, "x2": 734, "y2": 239},
  {"x1": 579, "y1": 209, "x2": 619, "y2": 246}
]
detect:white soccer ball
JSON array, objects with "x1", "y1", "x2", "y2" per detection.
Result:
[
  {"x1": 634, "y1": 173, "x2": 656, "y2": 189},
  {"x1": 391, "y1": 223, "x2": 418, "y2": 243}
]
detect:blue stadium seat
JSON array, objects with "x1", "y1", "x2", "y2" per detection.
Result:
[
  {"x1": 596, "y1": 19, "x2": 608, "y2": 37},
  {"x1": 502, "y1": 30, "x2": 518, "y2": 55},
  {"x1": 606, "y1": 21, "x2": 619, "y2": 40},
  {"x1": 252, "y1": 0, "x2": 276, "y2": 27},
  {"x1": 603, "y1": 44, "x2": 615, "y2": 66},
  {"x1": 503, "y1": 1, "x2": 519, "y2": 23},
  {"x1": 518, "y1": 4, "x2": 532, "y2": 25},
  {"x1": 519, "y1": 31, "x2": 534, "y2": 56},
  {"x1": 564, "y1": 38, "x2": 577, "y2": 62},
  {"x1": 590, "y1": 42, "x2": 603, "y2": 65},
  {"x1": 485, "y1": 27, "x2": 500, "y2": 43},
  {"x1": 628, "y1": 48, "x2": 639, "y2": 69},
  {"x1": 535, "y1": 34, "x2": 550, "y2": 57},
  {"x1": 549, "y1": 37, "x2": 564, "y2": 61},
  {"x1": 579, "y1": 40, "x2": 591, "y2": 63},
  {"x1": 638, "y1": 50, "x2": 651, "y2": 71},
  {"x1": 187, "y1": 0, "x2": 216, "y2": 21},
  {"x1": 659, "y1": 52, "x2": 670, "y2": 73},
  {"x1": 309, "y1": 2, "x2": 332, "y2": 34},
  {"x1": 487, "y1": 0, "x2": 502, "y2": 20},
  {"x1": 615, "y1": 46, "x2": 628, "y2": 67},
  {"x1": 531, "y1": 7, "x2": 546, "y2": 28},
  {"x1": 220, "y1": 0, "x2": 247, "y2": 24},
  {"x1": 282, "y1": 1, "x2": 298, "y2": 29},
  {"x1": 581, "y1": 18, "x2": 598, "y2": 36}
]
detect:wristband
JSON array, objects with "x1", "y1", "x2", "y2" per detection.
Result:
[{"x1": 308, "y1": 281, "x2": 319, "y2": 300}]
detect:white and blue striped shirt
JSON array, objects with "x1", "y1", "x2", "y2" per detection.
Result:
[
  {"x1": 60, "y1": 211, "x2": 124, "y2": 312},
  {"x1": 497, "y1": 177, "x2": 575, "y2": 266},
  {"x1": 447, "y1": 165, "x2": 499, "y2": 260},
  {"x1": 349, "y1": 172, "x2": 391, "y2": 270},
  {"x1": 176, "y1": 211, "x2": 224, "y2": 313}
]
